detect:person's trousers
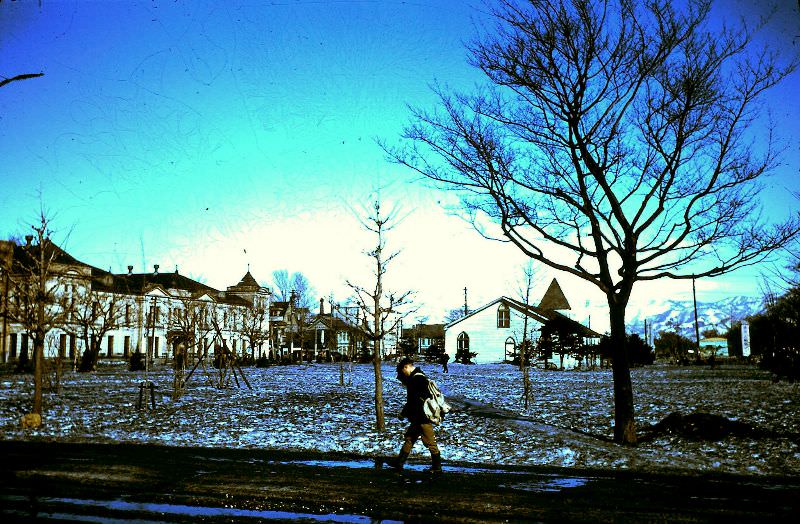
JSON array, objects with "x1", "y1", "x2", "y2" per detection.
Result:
[{"x1": 400, "y1": 423, "x2": 440, "y2": 456}]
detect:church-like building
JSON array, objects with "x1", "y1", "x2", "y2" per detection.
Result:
[{"x1": 444, "y1": 279, "x2": 601, "y2": 365}]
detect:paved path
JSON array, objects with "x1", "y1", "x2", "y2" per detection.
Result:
[{"x1": 1, "y1": 440, "x2": 798, "y2": 522}]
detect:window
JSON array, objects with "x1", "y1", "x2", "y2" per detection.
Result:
[
  {"x1": 107, "y1": 336, "x2": 114, "y2": 357},
  {"x1": 505, "y1": 337, "x2": 516, "y2": 361},
  {"x1": 457, "y1": 332, "x2": 470, "y2": 352},
  {"x1": 497, "y1": 304, "x2": 510, "y2": 328},
  {"x1": 147, "y1": 336, "x2": 161, "y2": 357}
]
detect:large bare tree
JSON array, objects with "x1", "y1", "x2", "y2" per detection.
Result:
[
  {"x1": 346, "y1": 200, "x2": 417, "y2": 432},
  {"x1": 387, "y1": 0, "x2": 800, "y2": 443},
  {"x1": 6, "y1": 211, "x2": 70, "y2": 424}
]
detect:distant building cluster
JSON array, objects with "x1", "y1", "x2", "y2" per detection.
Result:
[
  {"x1": 0, "y1": 238, "x2": 376, "y2": 367},
  {"x1": 1, "y1": 238, "x2": 601, "y2": 369}
]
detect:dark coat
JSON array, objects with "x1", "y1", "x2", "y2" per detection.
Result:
[{"x1": 400, "y1": 367, "x2": 432, "y2": 424}]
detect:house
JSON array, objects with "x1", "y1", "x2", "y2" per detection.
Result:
[
  {"x1": 304, "y1": 298, "x2": 365, "y2": 361},
  {"x1": 444, "y1": 278, "x2": 600, "y2": 366},
  {"x1": 0, "y1": 238, "x2": 270, "y2": 365},
  {"x1": 399, "y1": 323, "x2": 445, "y2": 358},
  {"x1": 268, "y1": 296, "x2": 301, "y2": 361}
]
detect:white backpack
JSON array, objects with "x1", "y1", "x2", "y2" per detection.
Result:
[{"x1": 422, "y1": 377, "x2": 451, "y2": 425}]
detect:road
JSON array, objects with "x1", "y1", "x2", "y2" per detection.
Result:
[{"x1": 1, "y1": 440, "x2": 798, "y2": 522}]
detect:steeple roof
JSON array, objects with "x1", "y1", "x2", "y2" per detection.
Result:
[
  {"x1": 236, "y1": 270, "x2": 259, "y2": 289},
  {"x1": 537, "y1": 278, "x2": 571, "y2": 310}
]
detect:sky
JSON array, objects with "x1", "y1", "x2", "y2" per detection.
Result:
[{"x1": 1, "y1": 0, "x2": 799, "y2": 333}]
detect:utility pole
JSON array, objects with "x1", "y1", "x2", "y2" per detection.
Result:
[
  {"x1": 692, "y1": 277, "x2": 701, "y2": 362},
  {"x1": 463, "y1": 287, "x2": 468, "y2": 316},
  {"x1": 644, "y1": 318, "x2": 648, "y2": 345}
]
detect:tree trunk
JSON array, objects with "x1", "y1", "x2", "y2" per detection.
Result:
[
  {"x1": 608, "y1": 301, "x2": 637, "y2": 444},
  {"x1": 373, "y1": 337, "x2": 385, "y2": 432},
  {"x1": 33, "y1": 338, "x2": 43, "y2": 416},
  {"x1": 78, "y1": 341, "x2": 100, "y2": 372}
]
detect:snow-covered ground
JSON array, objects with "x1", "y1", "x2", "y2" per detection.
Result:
[{"x1": 1, "y1": 362, "x2": 798, "y2": 476}]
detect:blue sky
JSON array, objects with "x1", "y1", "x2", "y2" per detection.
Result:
[{"x1": 1, "y1": 0, "x2": 798, "y2": 329}]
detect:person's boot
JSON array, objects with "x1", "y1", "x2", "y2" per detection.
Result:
[
  {"x1": 426, "y1": 452, "x2": 443, "y2": 475},
  {"x1": 390, "y1": 450, "x2": 409, "y2": 471}
]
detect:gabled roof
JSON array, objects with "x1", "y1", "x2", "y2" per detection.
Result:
[
  {"x1": 7, "y1": 240, "x2": 256, "y2": 307},
  {"x1": 11, "y1": 239, "x2": 102, "y2": 275},
  {"x1": 308, "y1": 313, "x2": 359, "y2": 332},
  {"x1": 402, "y1": 323, "x2": 445, "y2": 339},
  {"x1": 445, "y1": 295, "x2": 601, "y2": 338},
  {"x1": 96, "y1": 271, "x2": 218, "y2": 296},
  {"x1": 537, "y1": 278, "x2": 571, "y2": 310}
]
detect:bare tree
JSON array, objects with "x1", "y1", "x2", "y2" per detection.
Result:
[
  {"x1": 291, "y1": 272, "x2": 315, "y2": 310},
  {"x1": 345, "y1": 200, "x2": 417, "y2": 432},
  {"x1": 271, "y1": 270, "x2": 291, "y2": 302},
  {"x1": 168, "y1": 296, "x2": 216, "y2": 396},
  {"x1": 239, "y1": 299, "x2": 270, "y2": 361},
  {"x1": 386, "y1": 0, "x2": 800, "y2": 443},
  {"x1": 514, "y1": 261, "x2": 538, "y2": 409},
  {"x1": 70, "y1": 281, "x2": 124, "y2": 372},
  {"x1": 6, "y1": 211, "x2": 70, "y2": 424},
  {"x1": 209, "y1": 312, "x2": 251, "y2": 390},
  {"x1": 272, "y1": 270, "x2": 316, "y2": 309}
]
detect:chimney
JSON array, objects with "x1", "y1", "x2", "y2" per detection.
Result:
[
  {"x1": 127, "y1": 265, "x2": 134, "y2": 275},
  {"x1": 175, "y1": 265, "x2": 179, "y2": 275},
  {"x1": 319, "y1": 297, "x2": 325, "y2": 316},
  {"x1": 153, "y1": 264, "x2": 159, "y2": 275},
  {"x1": 25, "y1": 235, "x2": 33, "y2": 247}
]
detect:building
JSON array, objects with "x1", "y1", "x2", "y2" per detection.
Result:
[
  {"x1": 699, "y1": 337, "x2": 729, "y2": 358},
  {"x1": 0, "y1": 238, "x2": 270, "y2": 366},
  {"x1": 444, "y1": 278, "x2": 600, "y2": 365},
  {"x1": 399, "y1": 323, "x2": 445, "y2": 358},
  {"x1": 304, "y1": 298, "x2": 365, "y2": 361}
]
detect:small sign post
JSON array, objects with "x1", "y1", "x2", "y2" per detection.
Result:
[{"x1": 741, "y1": 321, "x2": 751, "y2": 358}]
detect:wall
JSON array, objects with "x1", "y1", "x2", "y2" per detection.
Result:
[{"x1": 445, "y1": 302, "x2": 544, "y2": 363}]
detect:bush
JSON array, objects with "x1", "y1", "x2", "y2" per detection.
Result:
[
  {"x1": 597, "y1": 333, "x2": 654, "y2": 366},
  {"x1": 655, "y1": 332, "x2": 695, "y2": 364},
  {"x1": 128, "y1": 352, "x2": 145, "y2": 372}
]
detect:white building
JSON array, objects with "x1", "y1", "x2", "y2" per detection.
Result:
[
  {"x1": 444, "y1": 279, "x2": 600, "y2": 366},
  {"x1": 0, "y1": 239, "x2": 270, "y2": 366}
]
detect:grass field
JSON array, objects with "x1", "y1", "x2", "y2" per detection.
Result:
[{"x1": 1, "y1": 361, "x2": 798, "y2": 476}]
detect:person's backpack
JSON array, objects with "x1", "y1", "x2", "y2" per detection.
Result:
[{"x1": 422, "y1": 377, "x2": 451, "y2": 424}]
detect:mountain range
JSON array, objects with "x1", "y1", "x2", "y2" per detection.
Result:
[{"x1": 625, "y1": 295, "x2": 766, "y2": 341}]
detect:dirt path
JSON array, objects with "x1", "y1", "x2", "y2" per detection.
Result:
[{"x1": 1, "y1": 440, "x2": 798, "y2": 523}]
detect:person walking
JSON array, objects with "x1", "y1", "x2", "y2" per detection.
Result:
[
  {"x1": 392, "y1": 357, "x2": 443, "y2": 474},
  {"x1": 441, "y1": 352, "x2": 450, "y2": 373}
]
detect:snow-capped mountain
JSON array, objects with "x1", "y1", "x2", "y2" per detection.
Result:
[{"x1": 626, "y1": 295, "x2": 765, "y2": 340}]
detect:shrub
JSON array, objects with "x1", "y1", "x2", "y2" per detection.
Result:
[{"x1": 128, "y1": 352, "x2": 145, "y2": 372}]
